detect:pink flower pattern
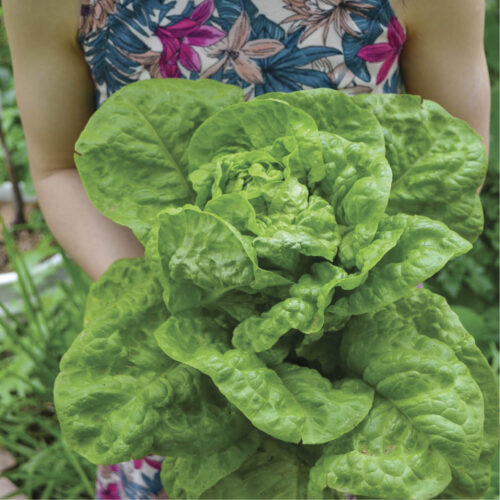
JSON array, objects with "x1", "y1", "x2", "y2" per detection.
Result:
[
  {"x1": 97, "y1": 456, "x2": 167, "y2": 499},
  {"x1": 155, "y1": 0, "x2": 225, "y2": 77},
  {"x1": 356, "y1": 16, "x2": 406, "y2": 84},
  {"x1": 133, "y1": 456, "x2": 163, "y2": 470}
]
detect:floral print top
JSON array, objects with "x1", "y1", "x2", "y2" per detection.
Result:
[
  {"x1": 79, "y1": 0, "x2": 406, "y2": 107},
  {"x1": 80, "y1": 2, "x2": 406, "y2": 498}
]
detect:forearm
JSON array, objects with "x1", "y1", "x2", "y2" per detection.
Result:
[{"x1": 33, "y1": 168, "x2": 144, "y2": 281}]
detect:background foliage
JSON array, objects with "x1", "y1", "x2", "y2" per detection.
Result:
[
  {"x1": 0, "y1": 1, "x2": 498, "y2": 499},
  {"x1": 0, "y1": 6, "x2": 30, "y2": 191}
]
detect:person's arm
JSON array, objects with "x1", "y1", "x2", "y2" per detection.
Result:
[
  {"x1": 393, "y1": 0, "x2": 490, "y2": 154},
  {"x1": 3, "y1": 0, "x2": 144, "y2": 281}
]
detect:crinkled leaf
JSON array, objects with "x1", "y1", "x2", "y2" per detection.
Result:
[
  {"x1": 395, "y1": 289, "x2": 498, "y2": 457},
  {"x1": 215, "y1": 289, "x2": 276, "y2": 323},
  {"x1": 354, "y1": 93, "x2": 486, "y2": 242},
  {"x1": 160, "y1": 430, "x2": 262, "y2": 499},
  {"x1": 154, "y1": 311, "x2": 305, "y2": 443},
  {"x1": 188, "y1": 99, "x2": 319, "y2": 180},
  {"x1": 337, "y1": 213, "x2": 405, "y2": 291},
  {"x1": 267, "y1": 176, "x2": 309, "y2": 219},
  {"x1": 270, "y1": 132, "x2": 326, "y2": 185},
  {"x1": 333, "y1": 214, "x2": 471, "y2": 315},
  {"x1": 54, "y1": 260, "x2": 249, "y2": 464},
  {"x1": 341, "y1": 293, "x2": 485, "y2": 469},
  {"x1": 275, "y1": 364, "x2": 374, "y2": 445},
  {"x1": 444, "y1": 454, "x2": 496, "y2": 499},
  {"x1": 83, "y1": 257, "x2": 155, "y2": 328},
  {"x1": 205, "y1": 193, "x2": 263, "y2": 235},
  {"x1": 393, "y1": 289, "x2": 499, "y2": 497},
  {"x1": 293, "y1": 196, "x2": 341, "y2": 251},
  {"x1": 309, "y1": 397, "x2": 451, "y2": 500},
  {"x1": 202, "y1": 438, "x2": 310, "y2": 499},
  {"x1": 189, "y1": 149, "x2": 288, "y2": 211},
  {"x1": 156, "y1": 312, "x2": 371, "y2": 445},
  {"x1": 256, "y1": 88, "x2": 385, "y2": 155},
  {"x1": 253, "y1": 193, "x2": 341, "y2": 274},
  {"x1": 314, "y1": 131, "x2": 392, "y2": 268},
  {"x1": 233, "y1": 263, "x2": 347, "y2": 352},
  {"x1": 156, "y1": 205, "x2": 291, "y2": 313},
  {"x1": 75, "y1": 79, "x2": 243, "y2": 243}
]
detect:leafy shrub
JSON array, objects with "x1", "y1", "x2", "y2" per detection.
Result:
[
  {"x1": 0, "y1": 227, "x2": 94, "y2": 499},
  {"x1": 0, "y1": 8, "x2": 31, "y2": 191}
]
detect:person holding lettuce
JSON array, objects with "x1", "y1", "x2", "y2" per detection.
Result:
[{"x1": 3, "y1": 0, "x2": 491, "y2": 498}]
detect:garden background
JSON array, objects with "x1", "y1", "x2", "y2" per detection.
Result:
[{"x1": 0, "y1": 2, "x2": 498, "y2": 499}]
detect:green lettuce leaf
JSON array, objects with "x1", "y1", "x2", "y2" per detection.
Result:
[
  {"x1": 156, "y1": 205, "x2": 291, "y2": 313},
  {"x1": 275, "y1": 364, "x2": 374, "y2": 445},
  {"x1": 309, "y1": 396, "x2": 452, "y2": 500},
  {"x1": 255, "y1": 88, "x2": 386, "y2": 155},
  {"x1": 54, "y1": 259, "x2": 250, "y2": 464},
  {"x1": 160, "y1": 430, "x2": 262, "y2": 499},
  {"x1": 341, "y1": 291, "x2": 485, "y2": 469},
  {"x1": 205, "y1": 192, "x2": 263, "y2": 236},
  {"x1": 334, "y1": 213, "x2": 406, "y2": 291},
  {"x1": 252, "y1": 190, "x2": 341, "y2": 274},
  {"x1": 154, "y1": 310, "x2": 305, "y2": 443},
  {"x1": 189, "y1": 149, "x2": 289, "y2": 212},
  {"x1": 75, "y1": 79, "x2": 243, "y2": 243},
  {"x1": 444, "y1": 454, "x2": 497, "y2": 499},
  {"x1": 332, "y1": 214, "x2": 471, "y2": 315},
  {"x1": 155, "y1": 311, "x2": 373, "y2": 445},
  {"x1": 83, "y1": 256, "x2": 152, "y2": 328},
  {"x1": 232, "y1": 263, "x2": 347, "y2": 352},
  {"x1": 188, "y1": 98, "x2": 322, "y2": 184},
  {"x1": 201, "y1": 438, "x2": 311, "y2": 499},
  {"x1": 314, "y1": 131, "x2": 392, "y2": 268},
  {"x1": 354, "y1": 93, "x2": 487, "y2": 242},
  {"x1": 391, "y1": 289, "x2": 499, "y2": 498}
]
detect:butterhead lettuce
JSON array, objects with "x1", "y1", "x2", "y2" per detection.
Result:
[{"x1": 54, "y1": 79, "x2": 498, "y2": 499}]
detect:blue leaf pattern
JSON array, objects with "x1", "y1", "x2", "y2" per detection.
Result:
[
  {"x1": 253, "y1": 29, "x2": 340, "y2": 94},
  {"x1": 341, "y1": 0, "x2": 395, "y2": 82},
  {"x1": 213, "y1": 0, "x2": 259, "y2": 31},
  {"x1": 384, "y1": 67, "x2": 401, "y2": 93}
]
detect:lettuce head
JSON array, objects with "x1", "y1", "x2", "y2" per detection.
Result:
[{"x1": 54, "y1": 79, "x2": 497, "y2": 499}]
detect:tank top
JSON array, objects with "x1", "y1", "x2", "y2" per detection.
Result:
[
  {"x1": 78, "y1": 1, "x2": 406, "y2": 498},
  {"x1": 79, "y1": 0, "x2": 406, "y2": 107}
]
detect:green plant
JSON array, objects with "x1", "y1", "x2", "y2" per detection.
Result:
[
  {"x1": 0, "y1": 223, "x2": 94, "y2": 499},
  {"x1": 0, "y1": 7, "x2": 32, "y2": 227},
  {"x1": 53, "y1": 80, "x2": 498, "y2": 499}
]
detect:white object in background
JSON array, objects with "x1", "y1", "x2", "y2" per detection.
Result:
[
  {"x1": 0, "y1": 182, "x2": 68, "y2": 313},
  {"x1": 0, "y1": 181, "x2": 37, "y2": 203},
  {"x1": 0, "y1": 254, "x2": 66, "y2": 313}
]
